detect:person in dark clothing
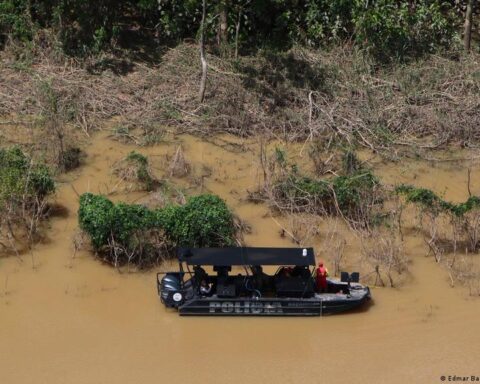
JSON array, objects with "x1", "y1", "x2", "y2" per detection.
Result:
[
  {"x1": 194, "y1": 265, "x2": 207, "y2": 279},
  {"x1": 252, "y1": 265, "x2": 270, "y2": 291},
  {"x1": 199, "y1": 279, "x2": 212, "y2": 296}
]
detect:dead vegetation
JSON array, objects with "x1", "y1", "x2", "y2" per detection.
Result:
[
  {"x1": 1, "y1": 43, "x2": 480, "y2": 152},
  {"x1": 445, "y1": 252, "x2": 480, "y2": 296},
  {"x1": 167, "y1": 146, "x2": 191, "y2": 178},
  {"x1": 395, "y1": 183, "x2": 480, "y2": 294},
  {"x1": 318, "y1": 226, "x2": 347, "y2": 278},
  {"x1": 360, "y1": 229, "x2": 409, "y2": 288}
]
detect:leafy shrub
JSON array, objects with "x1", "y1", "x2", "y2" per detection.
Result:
[
  {"x1": 268, "y1": 166, "x2": 380, "y2": 229},
  {"x1": 78, "y1": 192, "x2": 236, "y2": 267},
  {"x1": 0, "y1": 0, "x2": 34, "y2": 46},
  {"x1": 126, "y1": 151, "x2": 156, "y2": 190},
  {"x1": 159, "y1": 194, "x2": 235, "y2": 247},
  {"x1": 112, "y1": 151, "x2": 157, "y2": 191},
  {"x1": 265, "y1": 147, "x2": 380, "y2": 223},
  {"x1": 0, "y1": 146, "x2": 55, "y2": 205},
  {"x1": 332, "y1": 171, "x2": 379, "y2": 214},
  {"x1": 353, "y1": 0, "x2": 457, "y2": 63},
  {"x1": 0, "y1": 146, "x2": 55, "y2": 251},
  {"x1": 396, "y1": 184, "x2": 480, "y2": 253},
  {"x1": 395, "y1": 184, "x2": 480, "y2": 217},
  {"x1": 78, "y1": 193, "x2": 116, "y2": 249},
  {"x1": 60, "y1": 146, "x2": 83, "y2": 171}
]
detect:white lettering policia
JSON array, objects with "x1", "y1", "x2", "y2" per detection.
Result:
[{"x1": 209, "y1": 301, "x2": 283, "y2": 314}]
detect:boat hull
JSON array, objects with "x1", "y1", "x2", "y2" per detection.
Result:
[{"x1": 176, "y1": 289, "x2": 370, "y2": 316}]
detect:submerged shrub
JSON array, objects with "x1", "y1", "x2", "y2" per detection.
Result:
[
  {"x1": 265, "y1": 149, "x2": 381, "y2": 226},
  {"x1": 396, "y1": 184, "x2": 480, "y2": 253},
  {"x1": 0, "y1": 146, "x2": 55, "y2": 205},
  {"x1": 395, "y1": 184, "x2": 480, "y2": 217},
  {"x1": 0, "y1": 146, "x2": 55, "y2": 251},
  {"x1": 255, "y1": 148, "x2": 382, "y2": 227},
  {"x1": 78, "y1": 192, "x2": 236, "y2": 268},
  {"x1": 112, "y1": 151, "x2": 157, "y2": 191},
  {"x1": 273, "y1": 170, "x2": 380, "y2": 219},
  {"x1": 78, "y1": 193, "x2": 116, "y2": 249},
  {"x1": 60, "y1": 146, "x2": 83, "y2": 171},
  {"x1": 159, "y1": 194, "x2": 235, "y2": 248},
  {"x1": 332, "y1": 171, "x2": 379, "y2": 214}
]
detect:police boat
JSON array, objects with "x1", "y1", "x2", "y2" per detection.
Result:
[{"x1": 157, "y1": 247, "x2": 371, "y2": 316}]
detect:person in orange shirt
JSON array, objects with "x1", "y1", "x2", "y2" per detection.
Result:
[{"x1": 316, "y1": 262, "x2": 329, "y2": 293}]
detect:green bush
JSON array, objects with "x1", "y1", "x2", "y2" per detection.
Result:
[
  {"x1": 0, "y1": 0, "x2": 460, "y2": 61},
  {"x1": 0, "y1": 146, "x2": 55, "y2": 250},
  {"x1": 0, "y1": 0, "x2": 34, "y2": 45},
  {"x1": 395, "y1": 184, "x2": 480, "y2": 217},
  {"x1": 125, "y1": 151, "x2": 156, "y2": 191},
  {"x1": 0, "y1": 146, "x2": 55, "y2": 205},
  {"x1": 159, "y1": 194, "x2": 236, "y2": 247},
  {"x1": 269, "y1": 148, "x2": 380, "y2": 221},
  {"x1": 272, "y1": 168, "x2": 380, "y2": 220},
  {"x1": 332, "y1": 171, "x2": 379, "y2": 213},
  {"x1": 78, "y1": 193, "x2": 116, "y2": 249},
  {"x1": 353, "y1": 0, "x2": 457, "y2": 63},
  {"x1": 78, "y1": 192, "x2": 236, "y2": 267}
]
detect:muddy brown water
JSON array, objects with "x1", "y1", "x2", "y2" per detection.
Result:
[{"x1": 1, "y1": 131, "x2": 480, "y2": 383}]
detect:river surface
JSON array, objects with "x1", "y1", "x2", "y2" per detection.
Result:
[{"x1": 1, "y1": 131, "x2": 479, "y2": 383}]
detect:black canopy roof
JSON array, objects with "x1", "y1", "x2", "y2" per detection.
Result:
[{"x1": 177, "y1": 247, "x2": 315, "y2": 266}]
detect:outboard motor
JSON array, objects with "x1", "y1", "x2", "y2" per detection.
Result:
[
  {"x1": 350, "y1": 272, "x2": 360, "y2": 283},
  {"x1": 340, "y1": 272, "x2": 360, "y2": 283},
  {"x1": 160, "y1": 273, "x2": 185, "y2": 308}
]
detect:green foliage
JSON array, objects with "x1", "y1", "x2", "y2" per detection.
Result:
[
  {"x1": 395, "y1": 184, "x2": 480, "y2": 217},
  {"x1": 274, "y1": 147, "x2": 287, "y2": 168},
  {"x1": 157, "y1": 0, "x2": 201, "y2": 40},
  {"x1": 353, "y1": 0, "x2": 457, "y2": 62},
  {"x1": 159, "y1": 194, "x2": 235, "y2": 247},
  {"x1": 78, "y1": 193, "x2": 116, "y2": 249},
  {"x1": 0, "y1": 0, "x2": 461, "y2": 62},
  {"x1": 126, "y1": 150, "x2": 148, "y2": 165},
  {"x1": 0, "y1": 146, "x2": 55, "y2": 206},
  {"x1": 155, "y1": 0, "x2": 457, "y2": 61},
  {"x1": 271, "y1": 146, "x2": 380, "y2": 219},
  {"x1": 30, "y1": 164, "x2": 55, "y2": 198},
  {"x1": 273, "y1": 168, "x2": 380, "y2": 218},
  {"x1": 78, "y1": 192, "x2": 236, "y2": 266},
  {"x1": 125, "y1": 151, "x2": 155, "y2": 191},
  {"x1": 332, "y1": 171, "x2": 379, "y2": 212},
  {"x1": 0, "y1": 0, "x2": 33, "y2": 45}
]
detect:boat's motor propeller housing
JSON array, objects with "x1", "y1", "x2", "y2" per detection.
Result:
[
  {"x1": 160, "y1": 273, "x2": 185, "y2": 308},
  {"x1": 341, "y1": 272, "x2": 360, "y2": 283}
]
